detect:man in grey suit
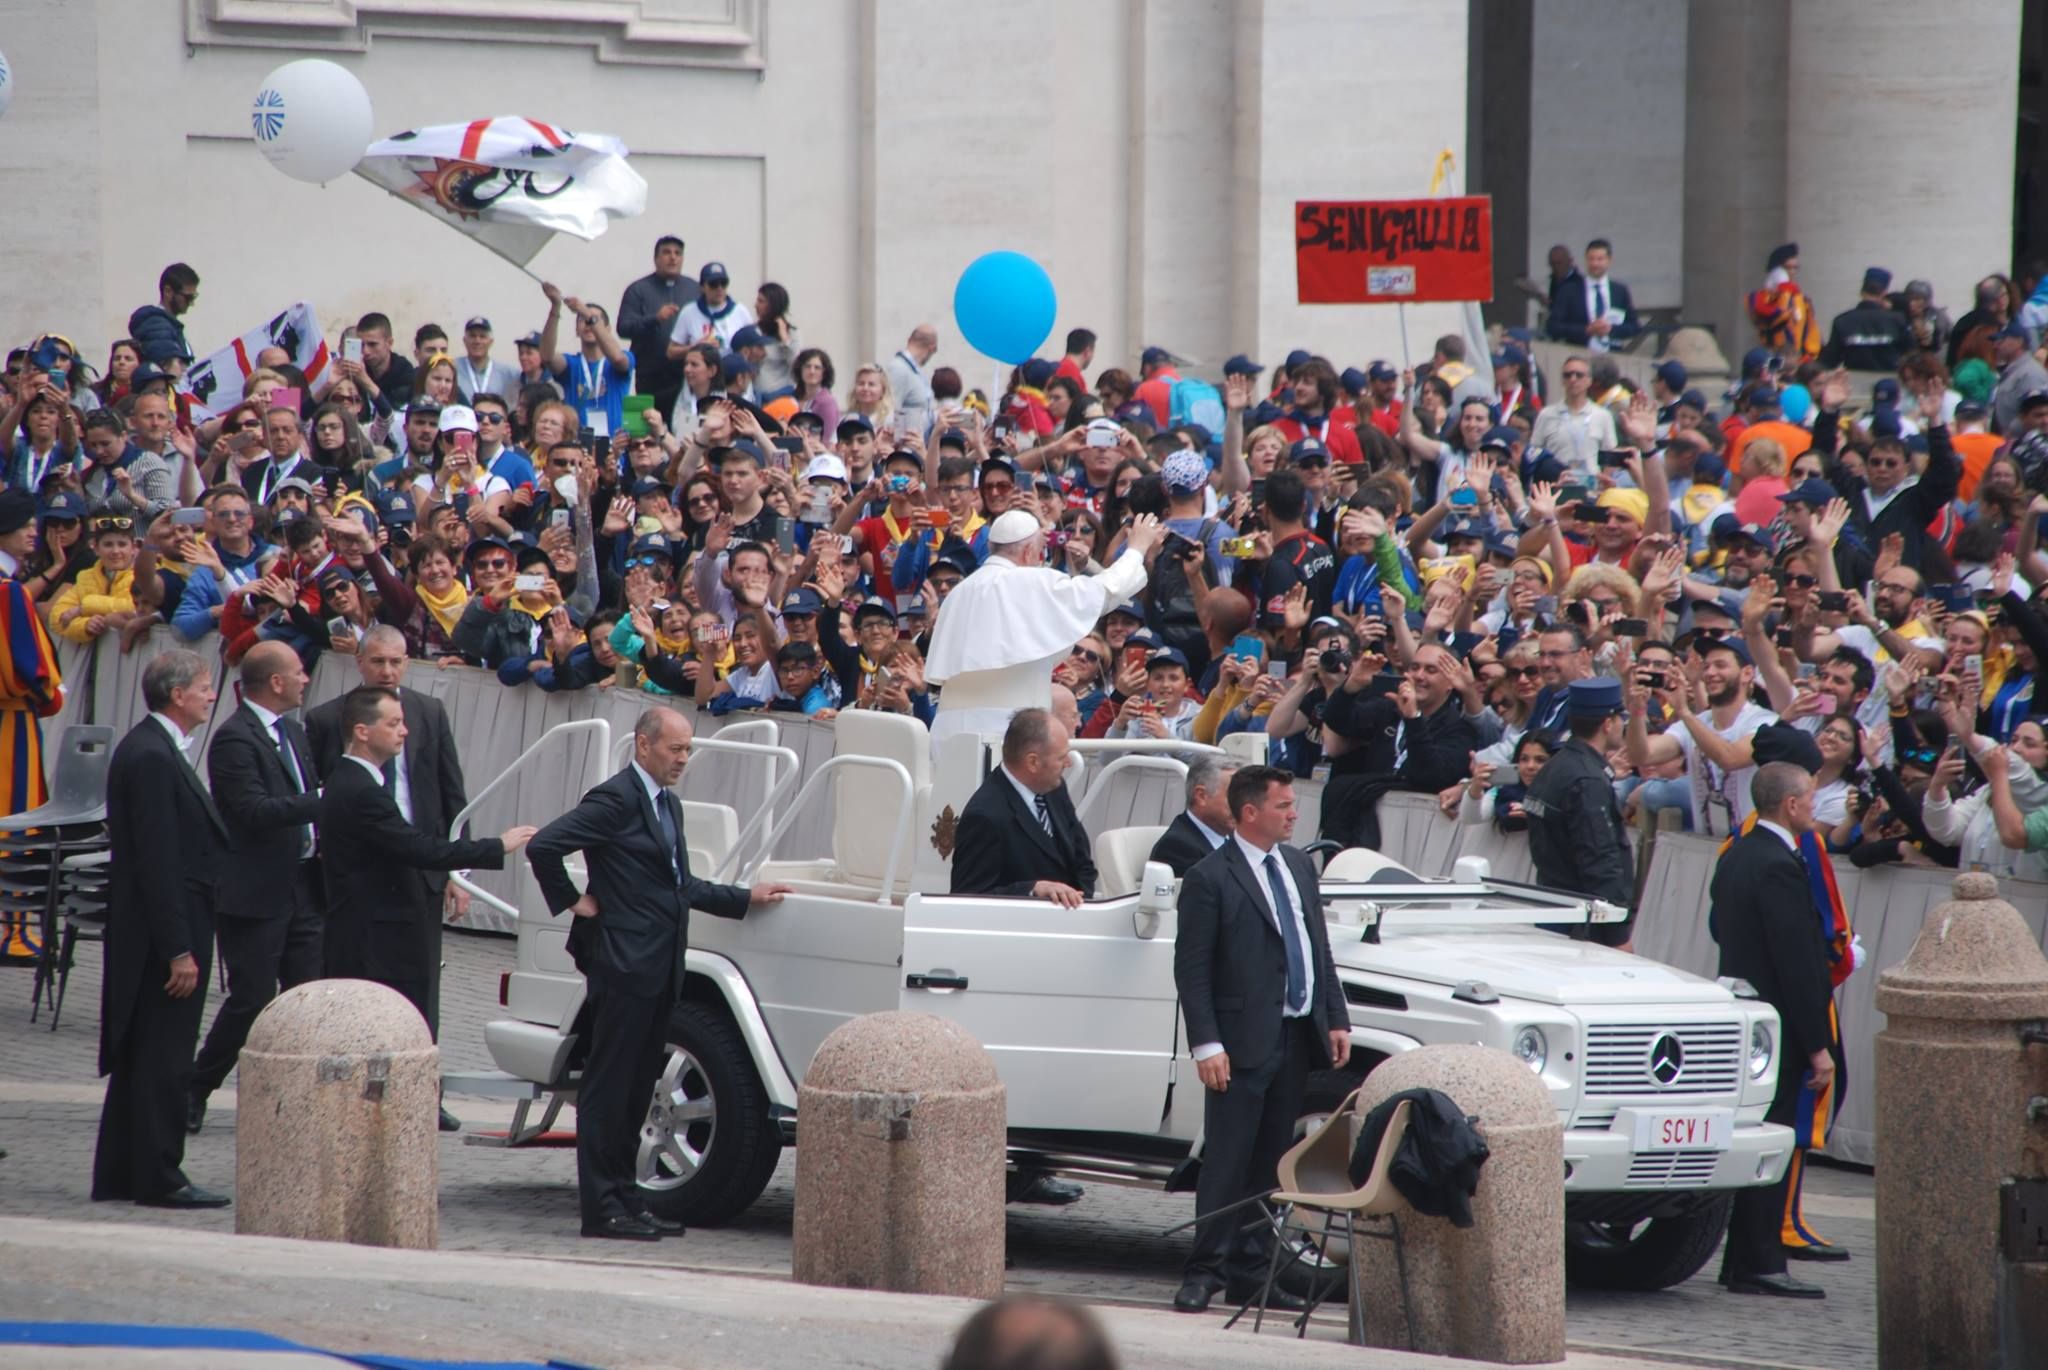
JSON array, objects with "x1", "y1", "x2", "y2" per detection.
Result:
[
  {"x1": 1171, "y1": 764, "x2": 1350, "y2": 1313},
  {"x1": 527, "y1": 707, "x2": 791, "y2": 1242}
]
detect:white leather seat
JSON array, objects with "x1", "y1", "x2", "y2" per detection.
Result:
[
  {"x1": 1322, "y1": 847, "x2": 1420, "y2": 883},
  {"x1": 678, "y1": 799, "x2": 739, "y2": 878},
  {"x1": 828, "y1": 710, "x2": 931, "y2": 895},
  {"x1": 1093, "y1": 825, "x2": 1168, "y2": 898}
]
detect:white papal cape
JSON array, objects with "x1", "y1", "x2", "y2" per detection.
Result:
[{"x1": 924, "y1": 548, "x2": 1150, "y2": 755}]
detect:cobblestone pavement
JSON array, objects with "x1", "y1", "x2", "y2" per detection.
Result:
[{"x1": 0, "y1": 929, "x2": 1876, "y2": 1368}]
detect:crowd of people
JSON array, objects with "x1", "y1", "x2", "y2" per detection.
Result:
[
  {"x1": 15, "y1": 233, "x2": 2048, "y2": 1268},
  {"x1": 8, "y1": 238, "x2": 2048, "y2": 896}
]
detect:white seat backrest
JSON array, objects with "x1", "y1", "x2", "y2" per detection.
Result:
[
  {"x1": 830, "y1": 711, "x2": 931, "y2": 891},
  {"x1": 679, "y1": 799, "x2": 739, "y2": 877},
  {"x1": 1093, "y1": 825, "x2": 1168, "y2": 898},
  {"x1": 1322, "y1": 847, "x2": 1420, "y2": 883}
]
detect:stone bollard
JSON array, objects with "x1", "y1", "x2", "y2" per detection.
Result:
[
  {"x1": 1875, "y1": 871, "x2": 2048, "y2": 1369},
  {"x1": 235, "y1": 979, "x2": 441, "y2": 1249},
  {"x1": 1351, "y1": 1044, "x2": 1564, "y2": 1364},
  {"x1": 791, "y1": 1011, "x2": 1006, "y2": 1299}
]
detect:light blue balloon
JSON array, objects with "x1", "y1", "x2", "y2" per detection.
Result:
[
  {"x1": 952, "y1": 251, "x2": 1057, "y2": 365},
  {"x1": 1780, "y1": 383, "x2": 1812, "y2": 425}
]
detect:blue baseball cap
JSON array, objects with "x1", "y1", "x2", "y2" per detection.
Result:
[
  {"x1": 1440, "y1": 517, "x2": 1487, "y2": 544},
  {"x1": 1479, "y1": 425, "x2": 1519, "y2": 452},
  {"x1": 780, "y1": 586, "x2": 824, "y2": 616},
  {"x1": 1655, "y1": 360, "x2": 1688, "y2": 392},
  {"x1": 730, "y1": 324, "x2": 767, "y2": 351},
  {"x1": 1105, "y1": 599, "x2": 1147, "y2": 623},
  {"x1": 1338, "y1": 367, "x2": 1368, "y2": 394},
  {"x1": 1146, "y1": 645, "x2": 1190, "y2": 671},
  {"x1": 373, "y1": 488, "x2": 415, "y2": 525},
  {"x1": 629, "y1": 533, "x2": 677, "y2": 562},
  {"x1": 37, "y1": 490, "x2": 88, "y2": 521},
  {"x1": 698, "y1": 261, "x2": 731, "y2": 285},
  {"x1": 721, "y1": 352, "x2": 755, "y2": 381},
  {"x1": 1490, "y1": 345, "x2": 1526, "y2": 369},
  {"x1": 1677, "y1": 388, "x2": 1708, "y2": 412},
  {"x1": 1289, "y1": 436, "x2": 1331, "y2": 466},
  {"x1": 1367, "y1": 360, "x2": 1399, "y2": 382},
  {"x1": 835, "y1": 414, "x2": 874, "y2": 440},
  {"x1": 1283, "y1": 349, "x2": 1313, "y2": 371},
  {"x1": 1222, "y1": 354, "x2": 1263, "y2": 376},
  {"x1": 1140, "y1": 346, "x2": 1173, "y2": 368},
  {"x1": 1739, "y1": 346, "x2": 1783, "y2": 377},
  {"x1": 1778, "y1": 478, "x2": 1837, "y2": 507}
]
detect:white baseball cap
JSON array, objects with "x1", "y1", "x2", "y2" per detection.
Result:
[
  {"x1": 803, "y1": 454, "x2": 849, "y2": 485},
  {"x1": 438, "y1": 404, "x2": 478, "y2": 435}
]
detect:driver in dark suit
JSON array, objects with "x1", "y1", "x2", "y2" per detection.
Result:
[
  {"x1": 526, "y1": 706, "x2": 790, "y2": 1243},
  {"x1": 1149, "y1": 756, "x2": 1237, "y2": 877},
  {"x1": 1172, "y1": 764, "x2": 1350, "y2": 1314},
  {"x1": 950, "y1": 707, "x2": 1095, "y2": 904}
]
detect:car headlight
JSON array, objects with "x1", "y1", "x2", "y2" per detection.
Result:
[
  {"x1": 1749, "y1": 1021, "x2": 1774, "y2": 1080},
  {"x1": 1511, "y1": 1025, "x2": 1547, "y2": 1074}
]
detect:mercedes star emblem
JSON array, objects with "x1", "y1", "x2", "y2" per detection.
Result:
[{"x1": 1648, "y1": 1032, "x2": 1685, "y2": 1086}]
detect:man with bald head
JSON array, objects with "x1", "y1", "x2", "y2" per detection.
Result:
[
  {"x1": 187, "y1": 639, "x2": 326, "y2": 1133},
  {"x1": 886, "y1": 323, "x2": 940, "y2": 439},
  {"x1": 1049, "y1": 681, "x2": 1081, "y2": 737}
]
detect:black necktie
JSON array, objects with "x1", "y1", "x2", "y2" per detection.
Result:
[
  {"x1": 380, "y1": 757, "x2": 398, "y2": 796},
  {"x1": 1595, "y1": 282, "x2": 1608, "y2": 319},
  {"x1": 655, "y1": 792, "x2": 682, "y2": 885},
  {"x1": 271, "y1": 719, "x2": 303, "y2": 793},
  {"x1": 1264, "y1": 853, "x2": 1308, "y2": 1015}
]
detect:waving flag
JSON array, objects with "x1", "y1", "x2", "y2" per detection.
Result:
[
  {"x1": 354, "y1": 117, "x2": 647, "y2": 268},
  {"x1": 179, "y1": 301, "x2": 328, "y2": 420}
]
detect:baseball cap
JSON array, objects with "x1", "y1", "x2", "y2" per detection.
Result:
[
  {"x1": 730, "y1": 325, "x2": 767, "y2": 351},
  {"x1": 1367, "y1": 361, "x2": 1399, "y2": 383},
  {"x1": 1289, "y1": 436, "x2": 1330, "y2": 467},
  {"x1": 1440, "y1": 516, "x2": 1487, "y2": 543},
  {"x1": 2022, "y1": 388, "x2": 2048, "y2": 413},
  {"x1": 1995, "y1": 322, "x2": 2030, "y2": 342},
  {"x1": 1338, "y1": 367, "x2": 1368, "y2": 394},
  {"x1": 780, "y1": 586, "x2": 824, "y2": 616},
  {"x1": 1655, "y1": 360, "x2": 1688, "y2": 392},
  {"x1": 699, "y1": 261, "x2": 731, "y2": 285},
  {"x1": 1778, "y1": 478, "x2": 1837, "y2": 507},
  {"x1": 936, "y1": 427, "x2": 970, "y2": 450},
  {"x1": 723, "y1": 439, "x2": 767, "y2": 466},
  {"x1": 721, "y1": 353, "x2": 756, "y2": 381},
  {"x1": 1283, "y1": 349, "x2": 1313, "y2": 371},
  {"x1": 1490, "y1": 345, "x2": 1526, "y2": 369},
  {"x1": 629, "y1": 533, "x2": 677, "y2": 563},
  {"x1": 803, "y1": 454, "x2": 849, "y2": 485},
  {"x1": 851, "y1": 596, "x2": 896, "y2": 624},
  {"x1": 1021, "y1": 359, "x2": 1057, "y2": 388},
  {"x1": 464, "y1": 316, "x2": 492, "y2": 333},
  {"x1": 1140, "y1": 346, "x2": 1173, "y2": 368},
  {"x1": 980, "y1": 455, "x2": 1019, "y2": 485},
  {"x1": 1105, "y1": 599, "x2": 1147, "y2": 623},
  {"x1": 438, "y1": 404, "x2": 478, "y2": 434},
  {"x1": 629, "y1": 477, "x2": 671, "y2": 499},
  {"x1": 37, "y1": 490, "x2": 88, "y2": 522},
  {"x1": 406, "y1": 398, "x2": 443, "y2": 419},
  {"x1": 1146, "y1": 645, "x2": 1190, "y2": 671},
  {"x1": 1677, "y1": 388, "x2": 1708, "y2": 412},
  {"x1": 1479, "y1": 425, "x2": 1519, "y2": 452},
  {"x1": 515, "y1": 332, "x2": 542, "y2": 350},
  {"x1": 1161, "y1": 450, "x2": 1208, "y2": 492},
  {"x1": 273, "y1": 476, "x2": 317, "y2": 499},
  {"x1": 1222, "y1": 354, "x2": 1263, "y2": 376},
  {"x1": 881, "y1": 446, "x2": 922, "y2": 472},
  {"x1": 1710, "y1": 513, "x2": 1772, "y2": 549},
  {"x1": 1739, "y1": 346, "x2": 1783, "y2": 377},
  {"x1": 373, "y1": 488, "x2": 416, "y2": 525},
  {"x1": 835, "y1": 415, "x2": 875, "y2": 440}
]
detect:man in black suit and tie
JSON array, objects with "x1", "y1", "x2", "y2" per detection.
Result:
[
  {"x1": 1172, "y1": 764, "x2": 1350, "y2": 1313},
  {"x1": 1545, "y1": 237, "x2": 1640, "y2": 351},
  {"x1": 307, "y1": 626, "x2": 472, "y2": 1076},
  {"x1": 1150, "y1": 756, "x2": 1238, "y2": 878},
  {"x1": 94, "y1": 649, "x2": 233, "y2": 1209},
  {"x1": 1710, "y1": 762, "x2": 1835, "y2": 1301},
  {"x1": 950, "y1": 708, "x2": 1095, "y2": 906},
  {"x1": 318, "y1": 687, "x2": 533, "y2": 1052},
  {"x1": 187, "y1": 641, "x2": 326, "y2": 1135},
  {"x1": 526, "y1": 706, "x2": 790, "y2": 1241}
]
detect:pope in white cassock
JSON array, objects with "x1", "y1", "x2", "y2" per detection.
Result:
[{"x1": 924, "y1": 508, "x2": 1165, "y2": 755}]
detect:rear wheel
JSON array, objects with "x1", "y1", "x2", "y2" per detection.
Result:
[
  {"x1": 634, "y1": 1000, "x2": 782, "y2": 1225},
  {"x1": 1564, "y1": 1195, "x2": 1734, "y2": 1290}
]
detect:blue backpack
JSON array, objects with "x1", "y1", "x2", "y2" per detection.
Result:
[{"x1": 1167, "y1": 376, "x2": 1225, "y2": 439}]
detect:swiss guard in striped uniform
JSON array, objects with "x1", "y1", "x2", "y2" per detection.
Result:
[
  {"x1": 1716, "y1": 724, "x2": 1856, "y2": 1265},
  {"x1": 0, "y1": 487, "x2": 68, "y2": 962}
]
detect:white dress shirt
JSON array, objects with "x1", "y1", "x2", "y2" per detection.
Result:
[
  {"x1": 1191, "y1": 834, "x2": 1316, "y2": 1062},
  {"x1": 151, "y1": 711, "x2": 197, "y2": 762},
  {"x1": 1186, "y1": 813, "x2": 1229, "y2": 851},
  {"x1": 1755, "y1": 818, "x2": 1800, "y2": 854},
  {"x1": 247, "y1": 699, "x2": 315, "y2": 856}
]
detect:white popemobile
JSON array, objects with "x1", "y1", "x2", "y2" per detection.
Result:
[{"x1": 450, "y1": 706, "x2": 1794, "y2": 1293}]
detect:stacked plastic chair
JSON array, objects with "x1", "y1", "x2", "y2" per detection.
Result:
[{"x1": 10, "y1": 727, "x2": 116, "y2": 1028}]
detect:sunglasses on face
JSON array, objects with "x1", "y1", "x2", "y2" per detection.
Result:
[
  {"x1": 234, "y1": 419, "x2": 263, "y2": 432},
  {"x1": 1506, "y1": 665, "x2": 1542, "y2": 679},
  {"x1": 1563, "y1": 370, "x2": 1589, "y2": 380},
  {"x1": 472, "y1": 557, "x2": 513, "y2": 572},
  {"x1": 624, "y1": 555, "x2": 668, "y2": 570},
  {"x1": 687, "y1": 493, "x2": 721, "y2": 507}
]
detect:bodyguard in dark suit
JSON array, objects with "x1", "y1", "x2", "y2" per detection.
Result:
[
  {"x1": 1172, "y1": 765, "x2": 1350, "y2": 1313},
  {"x1": 1710, "y1": 762, "x2": 1836, "y2": 1300},
  {"x1": 306, "y1": 625, "x2": 471, "y2": 1030},
  {"x1": 950, "y1": 708, "x2": 1096, "y2": 905},
  {"x1": 526, "y1": 705, "x2": 788, "y2": 1241},
  {"x1": 94, "y1": 649, "x2": 232, "y2": 1209},
  {"x1": 188, "y1": 642, "x2": 327, "y2": 1133},
  {"x1": 1544, "y1": 239, "x2": 1640, "y2": 349},
  {"x1": 318, "y1": 687, "x2": 531, "y2": 1041},
  {"x1": 1148, "y1": 755, "x2": 1238, "y2": 878}
]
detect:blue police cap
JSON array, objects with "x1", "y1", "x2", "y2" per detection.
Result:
[{"x1": 1566, "y1": 677, "x2": 1625, "y2": 719}]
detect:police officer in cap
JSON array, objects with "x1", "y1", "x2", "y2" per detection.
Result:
[{"x1": 1523, "y1": 676, "x2": 1635, "y2": 948}]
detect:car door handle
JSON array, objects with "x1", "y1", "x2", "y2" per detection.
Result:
[{"x1": 906, "y1": 971, "x2": 969, "y2": 991}]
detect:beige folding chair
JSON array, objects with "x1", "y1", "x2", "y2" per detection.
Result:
[{"x1": 1231, "y1": 1090, "x2": 1416, "y2": 1346}]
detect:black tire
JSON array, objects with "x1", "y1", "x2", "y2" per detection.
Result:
[
  {"x1": 1564, "y1": 1194, "x2": 1735, "y2": 1291},
  {"x1": 633, "y1": 999, "x2": 782, "y2": 1225}
]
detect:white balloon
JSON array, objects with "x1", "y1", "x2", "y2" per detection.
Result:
[
  {"x1": 250, "y1": 59, "x2": 373, "y2": 185},
  {"x1": 0, "y1": 48, "x2": 14, "y2": 121}
]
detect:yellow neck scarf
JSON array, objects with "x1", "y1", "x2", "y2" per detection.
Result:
[{"x1": 416, "y1": 580, "x2": 468, "y2": 636}]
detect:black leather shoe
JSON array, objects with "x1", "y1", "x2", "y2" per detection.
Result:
[
  {"x1": 138, "y1": 1185, "x2": 231, "y2": 1210},
  {"x1": 1783, "y1": 1242, "x2": 1851, "y2": 1262},
  {"x1": 632, "y1": 1208, "x2": 685, "y2": 1235},
  {"x1": 185, "y1": 1096, "x2": 207, "y2": 1135},
  {"x1": 1227, "y1": 1281, "x2": 1306, "y2": 1312},
  {"x1": 438, "y1": 1106, "x2": 461, "y2": 1133},
  {"x1": 1726, "y1": 1272, "x2": 1826, "y2": 1298},
  {"x1": 1172, "y1": 1277, "x2": 1220, "y2": 1313},
  {"x1": 1006, "y1": 1172, "x2": 1084, "y2": 1206},
  {"x1": 581, "y1": 1214, "x2": 661, "y2": 1241}
]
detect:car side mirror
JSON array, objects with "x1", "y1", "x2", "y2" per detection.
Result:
[{"x1": 1135, "y1": 860, "x2": 1176, "y2": 940}]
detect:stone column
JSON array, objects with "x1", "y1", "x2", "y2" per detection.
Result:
[
  {"x1": 1786, "y1": 0, "x2": 2021, "y2": 323},
  {"x1": 1351, "y1": 1043, "x2": 1565, "y2": 1363},
  {"x1": 791, "y1": 1011, "x2": 1006, "y2": 1299},
  {"x1": 1874, "y1": 871, "x2": 2048, "y2": 1369},
  {"x1": 235, "y1": 979, "x2": 441, "y2": 1249}
]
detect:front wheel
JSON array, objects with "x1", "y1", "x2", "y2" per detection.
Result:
[
  {"x1": 633, "y1": 1000, "x2": 782, "y2": 1225},
  {"x1": 1564, "y1": 1195, "x2": 1735, "y2": 1290}
]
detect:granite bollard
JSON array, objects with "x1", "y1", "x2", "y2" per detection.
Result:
[
  {"x1": 235, "y1": 978, "x2": 441, "y2": 1248},
  {"x1": 1351, "y1": 1044, "x2": 1565, "y2": 1363},
  {"x1": 791, "y1": 1011, "x2": 1006, "y2": 1299},
  {"x1": 1875, "y1": 871, "x2": 2048, "y2": 1369}
]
